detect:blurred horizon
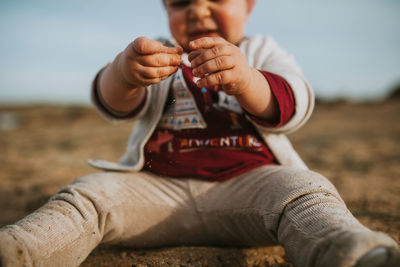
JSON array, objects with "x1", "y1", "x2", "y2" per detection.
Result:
[{"x1": 0, "y1": 0, "x2": 400, "y2": 105}]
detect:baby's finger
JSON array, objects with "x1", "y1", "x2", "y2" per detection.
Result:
[
  {"x1": 138, "y1": 53, "x2": 182, "y2": 67},
  {"x1": 140, "y1": 75, "x2": 172, "y2": 86},
  {"x1": 161, "y1": 45, "x2": 183, "y2": 55},
  {"x1": 187, "y1": 50, "x2": 202, "y2": 62},
  {"x1": 189, "y1": 36, "x2": 227, "y2": 50},
  {"x1": 192, "y1": 56, "x2": 234, "y2": 77},
  {"x1": 139, "y1": 65, "x2": 179, "y2": 79},
  {"x1": 195, "y1": 70, "x2": 234, "y2": 88},
  {"x1": 133, "y1": 37, "x2": 183, "y2": 55},
  {"x1": 189, "y1": 45, "x2": 232, "y2": 68}
]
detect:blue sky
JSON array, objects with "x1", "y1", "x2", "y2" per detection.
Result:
[{"x1": 0, "y1": 0, "x2": 399, "y2": 104}]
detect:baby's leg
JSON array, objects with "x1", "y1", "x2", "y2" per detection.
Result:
[
  {"x1": 192, "y1": 165, "x2": 399, "y2": 267},
  {"x1": 0, "y1": 171, "x2": 204, "y2": 267}
]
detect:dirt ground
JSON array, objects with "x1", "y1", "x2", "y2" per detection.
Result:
[{"x1": 0, "y1": 99, "x2": 399, "y2": 266}]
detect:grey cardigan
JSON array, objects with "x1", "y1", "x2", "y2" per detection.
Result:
[{"x1": 89, "y1": 35, "x2": 314, "y2": 172}]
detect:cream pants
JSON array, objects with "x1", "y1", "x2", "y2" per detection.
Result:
[{"x1": 0, "y1": 166, "x2": 397, "y2": 267}]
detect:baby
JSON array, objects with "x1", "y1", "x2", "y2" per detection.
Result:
[{"x1": 0, "y1": 0, "x2": 399, "y2": 266}]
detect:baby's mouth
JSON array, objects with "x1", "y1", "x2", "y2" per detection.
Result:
[{"x1": 189, "y1": 30, "x2": 219, "y2": 40}]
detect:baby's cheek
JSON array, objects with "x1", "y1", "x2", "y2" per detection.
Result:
[
  {"x1": 168, "y1": 14, "x2": 189, "y2": 49},
  {"x1": 215, "y1": 9, "x2": 246, "y2": 45}
]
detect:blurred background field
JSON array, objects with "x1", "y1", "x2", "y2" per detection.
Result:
[{"x1": 0, "y1": 96, "x2": 399, "y2": 266}]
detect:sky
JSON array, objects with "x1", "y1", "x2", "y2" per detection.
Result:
[{"x1": 0, "y1": 0, "x2": 399, "y2": 105}]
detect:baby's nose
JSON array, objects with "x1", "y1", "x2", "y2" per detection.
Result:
[{"x1": 188, "y1": 2, "x2": 211, "y2": 19}]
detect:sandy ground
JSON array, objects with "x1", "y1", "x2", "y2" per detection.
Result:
[{"x1": 0, "y1": 99, "x2": 399, "y2": 266}]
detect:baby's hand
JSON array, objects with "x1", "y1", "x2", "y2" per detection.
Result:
[
  {"x1": 188, "y1": 37, "x2": 252, "y2": 95},
  {"x1": 118, "y1": 37, "x2": 183, "y2": 87}
]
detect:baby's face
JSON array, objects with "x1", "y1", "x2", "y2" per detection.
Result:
[{"x1": 164, "y1": 0, "x2": 255, "y2": 51}]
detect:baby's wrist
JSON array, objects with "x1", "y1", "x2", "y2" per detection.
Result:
[
  {"x1": 234, "y1": 67, "x2": 258, "y2": 96},
  {"x1": 114, "y1": 53, "x2": 142, "y2": 89}
]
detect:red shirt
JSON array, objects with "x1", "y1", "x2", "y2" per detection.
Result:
[{"x1": 143, "y1": 65, "x2": 295, "y2": 181}]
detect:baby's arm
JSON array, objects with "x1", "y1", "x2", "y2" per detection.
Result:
[
  {"x1": 188, "y1": 37, "x2": 279, "y2": 122},
  {"x1": 98, "y1": 37, "x2": 183, "y2": 113}
]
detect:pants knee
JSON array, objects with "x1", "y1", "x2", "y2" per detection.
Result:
[
  {"x1": 48, "y1": 172, "x2": 118, "y2": 221},
  {"x1": 256, "y1": 167, "x2": 343, "y2": 213}
]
